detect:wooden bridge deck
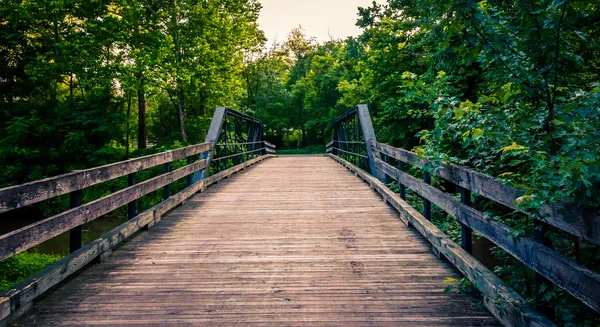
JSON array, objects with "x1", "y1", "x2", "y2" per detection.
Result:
[{"x1": 15, "y1": 156, "x2": 497, "y2": 326}]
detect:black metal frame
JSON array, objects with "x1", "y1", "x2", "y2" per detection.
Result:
[
  {"x1": 328, "y1": 104, "x2": 381, "y2": 179},
  {"x1": 191, "y1": 107, "x2": 269, "y2": 183}
]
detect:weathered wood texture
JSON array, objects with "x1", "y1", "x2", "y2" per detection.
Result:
[
  {"x1": 12, "y1": 156, "x2": 496, "y2": 327},
  {"x1": 0, "y1": 143, "x2": 211, "y2": 214},
  {"x1": 1, "y1": 155, "x2": 275, "y2": 326},
  {"x1": 374, "y1": 158, "x2": 600, "y2": 312},
  {"x1": 0, "y1": 160, "x2": 207, "y2": 262},
  {"x1": 328, "y1": 154, "x2": 555, "y2": 327},
  {"x1": 372, "y1": 141, "x2": 600, "y2": 246}
]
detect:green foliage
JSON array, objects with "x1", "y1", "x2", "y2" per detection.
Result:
[
  {"x1": 0, "y1": 252, "x2": 62, "y2": 291},
  {"x1": 277, "y1": 144, "x2": 326, "y2": 155}
]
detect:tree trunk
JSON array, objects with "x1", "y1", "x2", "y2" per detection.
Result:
[
  {"x1": 176, "y1": 86, "x2": 188, "y2": 142},
  {"x1": 137, "y1": 87, "x2": 147, "y2": 149},
  {"x1": 126, "y1": 92, "x2": 132, "y2": 158},
  {"x1": 8, "y1": 77, "x2": 14, "y2": 116},
  {"x1": 171, "y1": 0, "x2": 188, "y2": 142}
]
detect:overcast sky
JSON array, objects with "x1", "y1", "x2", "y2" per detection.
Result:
[{"x1": 257, "y1": 0, "x2": 381, "y2": 45}]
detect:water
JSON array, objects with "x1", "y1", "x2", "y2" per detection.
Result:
[
  {"x1": 32, "y1": 216, "x2": 127, "y2": 255},
  {"x1": 0, "y1": 207, "x2": 126, "y2": 257}
]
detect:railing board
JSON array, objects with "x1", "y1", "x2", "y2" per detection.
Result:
[
  {"x1": 375, "y1": 157, "x2": 600, "y2": 312},
  {"x1": 332, "y1": 148, "x2": 368, "y2": 159},
  {"x1": 212, "y1": 148, "x2": 266, "y2": 161},
  {"x1": 263, "y1": 141, "x2": 276, "y2": 149},
  {"x1": 0, "y1": 160, "x2": 206, "y2": 261},
  {"x1": 371, "y1": 141, "x2": 600, "y2": 246},
  {"x1": 0, "y1": 142, "x2": 211, "y2": 214},
  {"x1": 0, "y1": 154, "x2": 275, "y2": 326},
  {"x1": 216, "y1": 141, "x2": 264, "y2": 146},
  {"x1": 328, "y1": 154, "x2": 554, "y2": 327}
]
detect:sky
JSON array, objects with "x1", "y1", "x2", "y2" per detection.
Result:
[{"x1": 257, "y1": 0, "x2": 381, "y2": 46}]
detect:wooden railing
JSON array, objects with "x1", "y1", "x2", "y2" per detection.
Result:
[
  {"x1": 327, "y1": 104, "x2": 600, "y2": 327},
  {"x1": 0, "y1": 107, "x2": 275, "y2": 325}
]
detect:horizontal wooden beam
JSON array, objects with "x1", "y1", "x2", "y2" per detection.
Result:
[
  {"x1": 325, "y1": 140, "x2": 334, "y2": 148},
  {"x1": 216, "y1": 141, "x2": 264, "y2": 146},
  {"x1": 0, "y1": 142, "x2": 212, "y2": 214},
  {"x1": 0, "y1": 160, "x2": 207, "y2": 261},
  {"x1": 332, "y1": 148, "x2": 368, "y2": 159},
  {"x1": 328, "y1": 154, "x2": 554, "y2": 327},
  {"x1": 212, "y1": 148, "x2": 266, "y2": 161},
  {"x1": 263, "y1": 141, "x2": 276, "y2": 149},
  {"x1": 375, "y1": 158, "x2": 600, "y2": 312},
  {"x1": 0, "y1": 154, "x2": 275, "y2": 326},
  {"x1": 371, "y1": 141, "x2": 600, "y2": 246}
]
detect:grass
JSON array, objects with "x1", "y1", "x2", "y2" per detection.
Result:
[{"x1": 0, "y1": 252, "x2": 62, "y2": 291}]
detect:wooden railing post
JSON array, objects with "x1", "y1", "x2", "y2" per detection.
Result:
[
  {"x1": 186, "y1": 157, "x2": 193, "y2": 186},
  {"x1": 460, "y1": 187, "x2": 473, "y2": 253},
  {"x1": 423, "y1": 171, "x2": 431, "y2": 220},
  {"x1": 127, "y1": 172, "x2": 137, "y2": 220},
  {"x1": 398, "y1": 162, "x2": 406, "y2": 200},
  {"x1": 68, "y1": 189, "x2": 83, "y2": 254},
  {"x1": 535, "y1": 221, "x2": 552, "y2": 317},
  {"x1": 163, "y1": 162, "x2": 171, "y2": 199}
]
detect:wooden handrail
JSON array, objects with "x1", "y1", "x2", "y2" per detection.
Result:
[
  {"x1": 328, "y1": 154, "x2": 553, "y2": 327},
  {"x1": 0, "y1": 154, "x2": 276, "y2": 324},
  {"x1": 263, "y1": 141, "x2": 276, "y2": 149},
  {"x1": 374, "y1": 157, "x2": 600, "y2": 312},
  {"x1": 371, "y1": 141, "x2": 600, "y2": 246},
  {"x1": 0, "y1": 159, "x2": 208, "y2": 261},
  {"x1": 0, "y1": 142, "x2": 211, "y2": 214},
  {"x1": 211, "y1": 148, "x2": 266, "y2": 161}
]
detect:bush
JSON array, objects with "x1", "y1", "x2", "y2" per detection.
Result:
[{"x1": 0, "y1": 252, "x2": 62, "y2": 291}]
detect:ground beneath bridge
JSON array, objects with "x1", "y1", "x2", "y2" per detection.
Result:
[{"x1": 16, "y1": 156, "x2": 497, "y2": 326}]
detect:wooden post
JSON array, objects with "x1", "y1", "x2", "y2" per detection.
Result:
[
  {"x1": 69, "y1": 189, "x2": 83, "y2": 254},
  {"x1": 460, "y1": 187, "x2": 473, "y2": 253},
  {"x1": 186, "y1": 157, "x2": 193, "y2": 186},
  {"x1": 423, "y1": 172, "x2": 431, "y2": 220},
  {"x1": 535, "y1": 221, "x2": 551, "y2": 317},
  {"x1": 163, "y1": 162, "x2": 171, "y2": 199},
  {"x1": 398, "y1": 162, "x2": 406, "y2": 200},
  {"x1": 127, "y1": 172, "x2": 136, "y2": 220}
]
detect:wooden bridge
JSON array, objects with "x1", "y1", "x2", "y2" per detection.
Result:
[{"x1": 0, "y1": 106, "x2": 598, "y2": 326}]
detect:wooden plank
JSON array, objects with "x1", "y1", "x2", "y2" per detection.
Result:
[
  {"x1": 0, "y1": 142, "x2": 211, "y2": 214},
  {"x1": 0, "y1": 298, "x2": 8, "y2": 321},
  {"x1": 10, "y1": 155, "x2": 496, "y2": 327},
  {"x1": 264, "y1": 141, "x2": 276, "y2": 149},
  {"x1": 328, "y1": 154, "x2": 554, "y2": 327},
  {"x1": 325, "y1": 141, "x2": 335, "y2": 148},
  {"x1": 332, "y1": 148, "x2": 368, "y2": 159},
  {"x1": 0, "y1": 160, "x2": 207, "y2": 261},
  {"x1": 0, "y1": 155, "x2": 275, "y2": 326},
  {"x1": 375, "y1": 157, "x2": 600, "y2": 312},
  {"x1": 371, "y1": 141, "x2": 600, "y2": 246}
]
